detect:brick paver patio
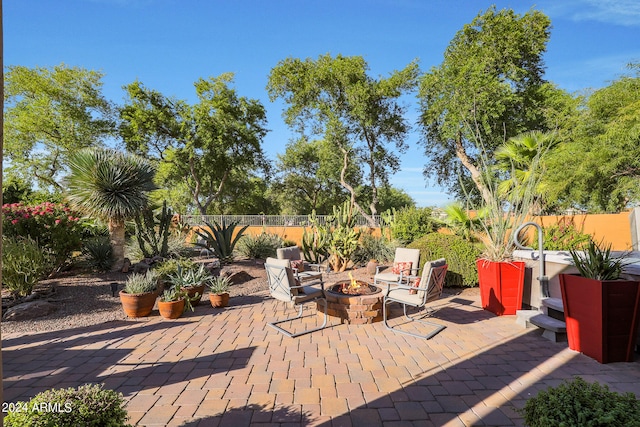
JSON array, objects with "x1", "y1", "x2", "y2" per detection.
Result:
[{"x1": 3, "y1": 290, "x2": 640, "y2": 426}]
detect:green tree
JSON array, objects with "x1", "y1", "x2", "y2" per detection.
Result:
[
  {"x1": 418, "y1": 7, "x2": 566, "y2": 204},
  {"x1": 274, "y1": 137, "x2": 351, "y2": 214},
  {"x1": 120, "y1": 73, "x2": 268, "y2": 215},
  {"x1": 65, "y1": 148, "x2": 157, "y2": 271},
  {"x1": 267, "y1": 54, "x2": 419, "y2": 225},
  {"x1": 4, "y1": 64, "x2": 114, "y2": 191},
  {"x1": 544, "y1": 66, "x2": 640, "y2": 212}
]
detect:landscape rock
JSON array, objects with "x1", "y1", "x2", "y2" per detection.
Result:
[
  {"x1": 220, "y1": 268, "x2": 254, "y2": 285},
  {"x1": 133, "y1": 262, "x2": 150, "y2": 274},
  {"x1": 4, "y1": 301, "x2": 58, "y2": 321}
]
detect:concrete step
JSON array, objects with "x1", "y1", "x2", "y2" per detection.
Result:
[
  {"x1": 516, "y1": 309, "x2": 567, "y2": 343},
  {"x1": 541, "y1": 297, "x2": 565, "y2": 321}
]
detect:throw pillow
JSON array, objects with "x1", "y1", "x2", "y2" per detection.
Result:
[
  {"x1": 392, "y1": 261, "x2": 413, "y2": 276},
  {"x1": 290, "y1": 259, "x2": 305, "y2": 272},
  {"x1": 409, "y1": 277, "x2": 421, "y2": 295}
]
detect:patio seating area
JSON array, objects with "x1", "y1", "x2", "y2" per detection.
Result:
[{"x1": 3, "y1": 288, "x2": 640, "y2": 426}]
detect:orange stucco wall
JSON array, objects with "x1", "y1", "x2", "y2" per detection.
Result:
[
  {"x1": 534, "y1": 212, "x2": 633, "y2": 250},
  {"x1": 190, "y1": 211, "x2": 634, "y2": 251}
]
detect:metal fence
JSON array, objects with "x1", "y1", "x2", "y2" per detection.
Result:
[{"x1": 181, "y1": 214, "x2": 381, "y2": 227}]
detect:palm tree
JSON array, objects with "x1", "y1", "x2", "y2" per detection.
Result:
[
  {"x1": 495, "y1": 131, "x2": 557, "y2": 204},
  {"x1": 65, "y1": 148, "x2": 157, "y2": 271},
  {"x1": 443, "y1": 202, "x2": 482, "y2": 242}
]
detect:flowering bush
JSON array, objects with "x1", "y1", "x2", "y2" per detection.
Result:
[{"x1": 2, "y1": 202, "x2": 83, "y2": 271}]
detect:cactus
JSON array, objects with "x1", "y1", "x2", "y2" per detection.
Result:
[
  {"x1": 301, "y1": 209, "x2": 330, "y2": 264},
  {"x1": 134, "y1": 200, "x2": 172, "y2": 258}
]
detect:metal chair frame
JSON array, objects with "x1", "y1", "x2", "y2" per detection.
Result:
[
  {"x1": 383, "y1": 263, "x2": 448, "y2": 340},
  {"x1": 265, "y1": 259, "x2": 327, "y2": 338}
]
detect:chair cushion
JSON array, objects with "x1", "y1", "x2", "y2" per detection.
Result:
[
  {"x1": 392, "y1": 261, "x2": 412, "y2": 275},
  {"x1": 277, "y1": 246, "x2": 302, "y2": 261},
  {"x1": 386, "y1": 288, "x2": 424, "y2": 306},
  {"x1": 418, "y1": 258, "x2": 447, "y2": 299}
]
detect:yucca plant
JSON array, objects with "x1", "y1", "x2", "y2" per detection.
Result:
[
  {"x1": 569, "y1": 239, "x2": 630, "y2": 281},
  {"x1": 193, "y1": 219, "x2": 249, "y2": 263},
  {"x1": 65, "y1": 148, "x2": 157, "y2": 271}
]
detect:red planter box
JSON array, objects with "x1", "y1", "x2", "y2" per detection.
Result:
[
  {"x1": 477, "y1": 259, "x2": 525, "y2": 316},
  {"x1": 560, "y1": 274, "x2": 640, "y2": 364}
]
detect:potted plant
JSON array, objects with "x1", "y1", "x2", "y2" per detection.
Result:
[
  {"x1": 119, "y1": 270, "x2": 159, "y2": 318},
  {"x1": 167, "y1": 264, "x2": 212, "y2": 306},
  {"x1": 475, "y1": 184, "x2": 528, "y2": 317},
  {"x1": 474, "y1": 132, "x2": 553, "y2": 316},
  {"x1": 559, "y1": 239, "x2": 640, "y2": 363},
  {"x1": 157, "y1": 286, "x2": 197, "y2": 319},
  {"x1": 208, "y1": 276, "x2": 232, "y2": 308}
]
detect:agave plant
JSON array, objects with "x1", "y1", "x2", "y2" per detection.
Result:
[
  {"x1": 193, "y1": 219, "x2": 249, "y2": 263},
  {"x1": 167, "y1": 264, "x2": 213, "y2": 288},
  {"x1": 569, "y1": 239, "x2": 631, "y2": 281}
]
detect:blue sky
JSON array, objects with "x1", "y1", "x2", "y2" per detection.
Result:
[{"x1": 5, "y1": 0, "x2": 640, "y2": 207}]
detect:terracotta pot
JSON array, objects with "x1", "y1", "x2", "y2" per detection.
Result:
[
  {"x1": 560, "y1": 274, "x2": 640, "y2": 364},
  {"x1": 209, "y1": 292, "x2": 230, "y2": 308},
  {"x1": 182, "y1": 284, "x2": 206, "y2": 306},
  {"x1": 119, "y1": 290, "x2": 158, "y2": 318},
  {"x1": 158, "y1": 299, "x2": 186, "y2": 319},
  {"x1": 477, "y1": 259, "x2": 525, "y2": 316}
]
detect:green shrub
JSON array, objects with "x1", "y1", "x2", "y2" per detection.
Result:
[
  {"x1": 539, "y1": 217, "x2": 591, "y2": 251},
  {"x1": 2, "y1": 202, "x2": 83, "y2": 272},
  {"x1": 236, "y1": 233, "x2": 284, "y2": 259},
  {"x1": 153, "y1": 258, "x2": 198, "y2": 282},
  {"x1": 390, "y1": 206, "x2": 442, "y2": 244},
  {"x1": 520, "y1": 377, "x2": 640, "y2": 427},
  {"x1": 2, "y1": 237, "x2": 53, "y2": 297},
  {"x1": 81, "y1": 236, "x2": 114, "y2": 271},
  {"x1": 408, "y1": 232, "x2": 482, "y2": 287},
  {"x1": 352, "y1": 233, "x2": 397, "y2": 265},
  {"x1": 4, "y1": 383, "x2": 131, "y2": 427}
]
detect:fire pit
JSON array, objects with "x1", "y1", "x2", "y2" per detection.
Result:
[{"x1": 318, "y1": 275, "x2": 384, "y2": 324}]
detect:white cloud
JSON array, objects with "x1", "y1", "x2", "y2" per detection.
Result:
[{"x1": 551, "y1": 0, "x2": 640, "y2": 26}]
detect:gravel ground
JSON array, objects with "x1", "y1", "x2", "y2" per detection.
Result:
[{"x1": 0, "y1": 258, "x2": 378, "y2": 335}]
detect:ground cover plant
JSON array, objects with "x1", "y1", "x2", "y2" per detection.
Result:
[
  {"x1": 521, "y1": 377, "x2": 640, "y2": 427},
  {"x1": 4, "y1": 383, "x2": 132, "y2": 427}
]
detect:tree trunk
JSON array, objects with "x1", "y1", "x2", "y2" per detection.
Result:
[
  {"x1": 109, "y1": 217, "x2": 126, "y2": 272},
  {"x1": 338, "y1": 147, "x2": 378, "y2": 227},
  {"x1": 454, "y1": 135, "x2": 493, "y2": 205}
]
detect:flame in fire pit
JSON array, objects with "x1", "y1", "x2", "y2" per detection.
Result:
[{"x1": 348, "y1": 272, "x2": 360, "y2": 290}]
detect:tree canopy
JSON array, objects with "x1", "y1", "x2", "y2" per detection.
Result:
[
  {"x1": 543, "y1": 66, "x2": 640, "y2": 212},
  {"x1": 119, "y1": 73, "x2": 268, "y2": 215},
  {"x1": 267, "y1": 54, "x2": 419, "y2": 225},
  {"x1": 4, "y1": 64, "x2": 115, "y2": 190},
  {"x1": 418, "y1": 7, "x2": 566, "y2": 204}
]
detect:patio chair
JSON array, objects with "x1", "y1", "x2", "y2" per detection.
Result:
[
  {"x1": 264, "y1": 257, "x2": 328, "y2": 338},
  {"x1": 276, "y1": 246, "x2": 324, "y2": 284},
  {"x1": 373, "y1": 247, "x2": 420, "y2": 287},
  {"x1": 382, "y1": 258, "x2": 448, "y2": 339}
]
